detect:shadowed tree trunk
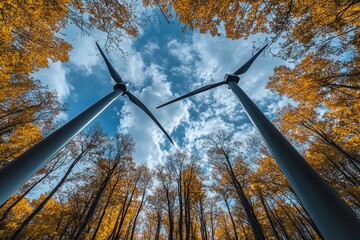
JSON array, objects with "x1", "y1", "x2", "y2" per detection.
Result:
[
  {"x1": 178, "y1": 170, "x2": 183, "y2": 240},
  {"x1": 209, "y1": 200, "x2": 216, "y2": 240},
  {"x1": 130, "y1": 179, "x2": 148, "y2": 240},
  {"x1": 155, "y1": 208, "x2": 162, "y2": 240},
  {"x1": 196, "y1": 198, "x2": 208, "y2": 240},
  {"x1": 268, "y1": 200, "x2": 290, "y2": 239},
  {"x1": 91, "y1": 172, "x2": 121, "y2": 240},
  {"x1": 74, "y1": 158, "x2": 119, "y2": 239},
  {"x1": 112, "y1": 173, "x2": 141, "y2": 240},
  {"x1": 223, "y1": 196, "x2": 239, "y2": 240},
  {"x1": 285, "y1": 191, "x2": 324, "y2": 239},
  {"x1": 74, "y1": 134, "x2": 134, "y2": 239},
  {"x1": 219, "y1": 147, "x2": 265, "y2": 240},
  {"x1": 258, "y1": 190, "x2": 281, "y2": 240}
]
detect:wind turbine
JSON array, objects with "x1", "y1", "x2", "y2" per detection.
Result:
[
  {"x1": 157, "y1": 45, "x2": 360, "y2": 239},
  {"x1": 0, "y1": 42, "x2": 173, "y2": 205},
  {"x1": 95, "y1": 42, "x2": 173, "y2": 145}
]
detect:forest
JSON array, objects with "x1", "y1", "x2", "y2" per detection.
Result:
[{"x1": 0, "y1": 0, "x2": 359, "y2": 239}]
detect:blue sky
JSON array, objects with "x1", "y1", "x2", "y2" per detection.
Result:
[{"x1": 33, "y1": 18, "x2": 291, "y2": 167}]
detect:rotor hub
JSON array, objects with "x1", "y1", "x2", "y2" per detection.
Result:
[
  {"x1": 224, "y1": 74, "x2": 240, "y2": 84},
  {"x1": 113, "y1": 83, "x2": 128, "y2": 94}
]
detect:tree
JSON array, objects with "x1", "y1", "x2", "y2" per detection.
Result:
[
  {"x1": 142, "y1": 0, "x2": 359, "y2": 56},
  {"x1": 205, "y1": 130, "x2": 266, "y2": 240},
  {"x1": 0, "y1": 0, "x2": 72, "y2": 80},
  {"x1": 0, "y1": 79, "x2": 61, "y2": 163},
  {"x1": 0, "y1": 198, "x2": 31, "y2": 239},
  {"x1": 156, "y1": 164, "x2": 177, "y2": 240},
  {"x1": 73, "y1": 133, "x2": 135, "y2": 239},
  {"x1": 165, "y1": 151, "x2": 187, "y2": 240}
]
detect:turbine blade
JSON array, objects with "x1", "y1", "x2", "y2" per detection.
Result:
[
  {"x1": 157, "y1": 81, "x2": 226, "y2": 109},
  {"x1": 95, "y1": 42, "x2": 124, "y2": 84},
  {"x1": 126, "y1": 91, "x2": 174, "y2": 145},
  {"x1": 233, "y1": 44, "x2": 268, "y2": 75}
]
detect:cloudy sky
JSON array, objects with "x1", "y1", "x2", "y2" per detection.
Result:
[{"x1": 34, "y1": 17, "x2": 290, "y2": 167}]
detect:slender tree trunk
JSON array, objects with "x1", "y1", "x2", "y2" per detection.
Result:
[
  {"x1": 163, "y1": 184, "x2": 174, "y2": 240},
  {"x1": 209, "y1": 205, "x2": 215, "y2": 240},
  {"x1": 184, "y1": 182, "x2": 191, "y2": 240},
  {"x1": 50, "y1": 209, "x2": 65, "y2": 240},
  {"x1": 239, "y1": 217, "x2": 249, "y2": 240},
  {"x1": 222, "y1": 213, "x2": 231, "y2": 240},
  {"x1": 130, "y1": 182, "x2": 148, "y2": 240},
  {"x1": 109, "y1": 204, "x2": 123, "y2": 240},
  {"x1": 268, "y1": 200, "x2": 290, "y2": 239},
  {"x1": 58, "y1": 222, "x2": 70, "y2": 240},
  {"x1": 178, "y1": 172, "x2": 183, "y2": 240},
  {"x1": 91, "y1": 174, "x2": 121, "y2": 240},
  {"x1": 74, "y1": 167, "x2": 114, "y2": 239},
  {"x1": 220, "y1": 148, "x2": 265, "y2": 240},
  {"x1": 296, "y1": 213, "x2": 316, "y2": 239},
  {"x1": 277, "y1": 199, "x2": 306, "y2": 239},
  {"x1": 109, "y1": 188, "x2": 129, "y2": 240},
  {"x1": 114, "y1": 177, "x2": 139, "y2": 240},
  {"x1": 68, "y1": 192, "x2": 95, "y2": 239},
  {"x1": 285, "y1": 191, "x2": 324, "y2": 239},
  {"x1": 258, "y1": 192, "x2": 280, "y2": 240},
  {"x1": 302, "y1": 122, "x2": 360, "y2": 166},
  {"x1": 197, "y1": 198, "x2": 208, "y2": 240},
  {"x1": 155, "y1": 209, "x2": 162, "y2": 240},
  {"x1": 223, "y1": 197, "x2": 239, "y2": 240},
  {"x1": 322, "y1": 151, "x2": 359, "y2": 185},
  {"x1": 124, "y1": 215, "x2": 135, "y2": 240}
]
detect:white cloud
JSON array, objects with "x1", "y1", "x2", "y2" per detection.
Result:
[
  {"x1": 118, "y1": 63, "x2": 190, "y2": 167},
  {"x1": 168, "y1": 39, "x2": 195, "y2": 64},
  {"x1": 121, "y1": 51, "x2": 146, "y2": 87},
  {"x1": 69, "y1": 34, "x2": 100, "y2": 75},
  {"x1": 33, "y1": 61, "x2": 72, "y2": 102},
  {"x1": 156, "y1": 32, "x2": 289, "y2": 160},
  {"x1": 143, "y1": 42, "x2": 160, "y2": 55}
]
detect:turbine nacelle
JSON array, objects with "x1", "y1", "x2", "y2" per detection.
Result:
[
  {"x1": 113, "y1": 82, "x2": 128, "y2": 94},
  {"x1": 224, "y1": 74, "x2": 240, "y2": 84}
]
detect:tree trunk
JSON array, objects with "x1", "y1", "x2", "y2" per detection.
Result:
[
  {"x1": 223, "y1": 196, "x2": 239, "y2": 240},
  {"x1": 130, "y1": 182, "x2": 148, "y2": 240},
  {"x1": 91, "y1": 174, "x2": 121, "y2": 240},
  {"x1": 113, "y1": 176, "x2": 139, "y2": 240},
  {"x1": 209, "y1": 203, "x2": 216, "y2": 240},
  {"x1": 163, "y1": 184, "x2": 174, "y2": 240},
  {"x1": 178, "y1": 171, "x2": 183, "y2": 240},
  {"x1": 268, "y1": 200, "x2": 290, "y2": 239},
  {"x1": 220, "y1": 148, "x2": 265, "y2": 240},
  {"x1": 197, "y1": 198, "x2": 208, "y2": 240},
  {"x1": 277, "y1": 198, "x2": 306, "y2": 239},
  {"x1": 155, "y1": 209, "x2": 162, "y2": 240},
  {"x1": 286, "y1": 191, "x2": 324, "y2": 239},
  {"x1": 74, "y1": 167, "x2": 114, "y2": 239},
  {"x1": 258, "y1": 192, "x2": 281, "y2": 240}
]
